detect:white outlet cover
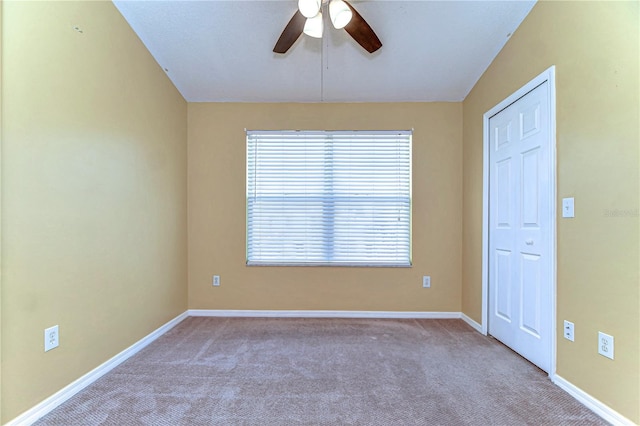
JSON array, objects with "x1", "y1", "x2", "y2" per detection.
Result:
[
  {"x1": 422, "y1": 276, "x2": 431, "y2": 288},
  {"x1": 44, "y1": 325, "x2": 59, "y2": 352},
  {"x1": 598, "y1": 332, "x2": 614, "y2": 360},
  {"x1": 563, "y1": 320, "x2": 574, "y2": 342}
]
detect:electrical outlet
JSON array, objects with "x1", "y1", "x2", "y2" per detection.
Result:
[
  {"x1": 422, "y1": 276, "x2": 431, "y2": 288},
  {"x1": 598, "y1": 332, "x2": 614, "y2": 360},
  {"x1": 563, "y1": 320, "x2": 574, "y2": 341},
  {"x1": 44, "y1": 325, "x2": 59, "y2": 352},
  {"x1": 213, "y1": 275, "x2": 220, "y2": 287}
]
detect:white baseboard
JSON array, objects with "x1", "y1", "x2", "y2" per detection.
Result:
[
  {"x1": 552, "y1": 374, "x2": 636, "y2": 426},
  {"x1": 461, "y1": 313, "x2": 484, "y2": 334},
  {"x1": 6, "y1": 312, "x2": 189, "y2": 426},
  {"x1": 188, "y1": 309, "x2": 462, "y2": 319}
]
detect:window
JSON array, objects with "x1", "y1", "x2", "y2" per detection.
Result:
[{"x1": 246, "y1": 130, "x2": 412, "y2": 266}]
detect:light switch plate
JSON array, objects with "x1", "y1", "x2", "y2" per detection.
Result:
[{"x1": 562, "y1": 197, "x2": 575, "y2": 218}]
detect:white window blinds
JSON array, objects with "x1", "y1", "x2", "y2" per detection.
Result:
[{"x1": 246, "y1": 130, "x2": 412, "y2": 267}]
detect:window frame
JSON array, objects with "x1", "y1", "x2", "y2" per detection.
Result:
[{"x1": 246, "y1": 130, "x2": 413, "y2": 267}]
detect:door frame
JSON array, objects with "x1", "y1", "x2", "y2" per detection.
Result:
[{"x1": 481, "y1": 66, "x2": 557, "y2": 376}]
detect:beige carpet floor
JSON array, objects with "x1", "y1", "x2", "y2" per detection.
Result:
[{"x1": 35, "y1": 318, "x2": 607, "y2": 425}]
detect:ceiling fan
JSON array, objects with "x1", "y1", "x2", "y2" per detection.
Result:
[{"x1": 273, "y1": 0, "x2": 382, "y2": 54}]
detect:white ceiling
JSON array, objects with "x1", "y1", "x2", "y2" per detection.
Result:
[{"x1": 112, "y1": 0, "x2": 536, "y2": 102}]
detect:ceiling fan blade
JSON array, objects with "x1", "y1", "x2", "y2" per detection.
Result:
[
  {"x1": 343, "y1": 1, "x2": 382, "y2": 54},
  {"x1": 273, "y1": 10, "x2": 306, "y2": 54}
]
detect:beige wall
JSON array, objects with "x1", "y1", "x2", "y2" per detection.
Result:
[
  {"x1": 462, "y1": 1, "x2": 639, "y2": 422},
  {"x1": 188, "y1": 103, "x2": 462, "y2": 312},
  {"x1": 0, "y1": 1, "x2": 3, "y2": 422},
  {"x1": 1, "y1": 1, "x2": 187, "y2": 422}
]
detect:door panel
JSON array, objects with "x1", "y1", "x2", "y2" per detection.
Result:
[
  {"x1": 489, "y1": 81, "x2": 551, "y2": 372},
  {"x1": 520, "y1": 253, "x2": 541, "y2": 337},
  {"x1": 520, "y1": 101, "x2": 541, "y2": 139},
  {"x1": 495, "y1": 249, "x2": 512, "y2": 321},
  {"x1": 521, "y1": 148, "x2": 540, "y2": 227},
  {"x1": 496, "y1": 159, "x2": 512, "y2": 227}
]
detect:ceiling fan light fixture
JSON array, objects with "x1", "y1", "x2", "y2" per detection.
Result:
[
  {"x1": 303, "y1": 12, "x2": 324, "y2": 38},
  {"x1": 298, "y1": 0, "x2": 321, "y2": 19},
  {"x1": 329, "y1": 0, "x2": 352, "y2": 29},
  {"x1": 273, "y1": 0, "x2": 381, "y2": 54}
]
